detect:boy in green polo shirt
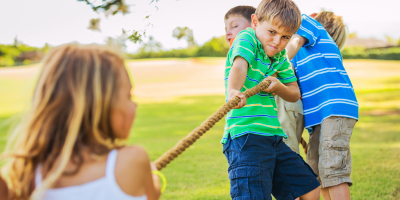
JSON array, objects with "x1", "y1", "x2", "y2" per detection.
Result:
[
  {"x1": 222, "y1": 0, "x2": 320, "y2": 199},
  {"x1": 224, "y1": 5, "x2": 306, "y2": 155}
]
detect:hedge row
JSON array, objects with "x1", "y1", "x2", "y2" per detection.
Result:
[
  {"x1": 127, "y1": 36, "x2": 229, "y2": 59},
  {"x1": 129, "y1": 45, "x2": 400, "y2": 61},
  {"x1": 0, "y1": 44, "x2": 49, "y2": 67},
  {"x1": 341, "y1": 47, "x2": 400, "y2": 60}
]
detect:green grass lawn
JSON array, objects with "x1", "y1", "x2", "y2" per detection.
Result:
[{"x1": 0, "y1": 59, "x2": 400, "y2": 199}]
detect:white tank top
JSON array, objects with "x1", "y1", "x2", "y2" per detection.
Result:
[{"x1": 35, "y1": 149, "x2": 147, "y2": 200}]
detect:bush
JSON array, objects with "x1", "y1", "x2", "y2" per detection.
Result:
[
  {"x1": 129, "y1": 35, "x2": 229, "y2": 59},
  {"x1": 342, "y1": 46, "x2": 400, "y2": 60},
  {"x1": 0, "y1": 44, "x2": 47, "y2": 67},
  {"x1": 128, "y1": 47, "x2": 199, "y2": 59},
  {"x1": 0, "y1": 56, "x2": 15, "y2": 67},
  {"x1": 196, "y1": 36, "x2": 229, "y2": 57},
  {"x1": 22, "y1": 59, "x2": 32, "y2": 65}
]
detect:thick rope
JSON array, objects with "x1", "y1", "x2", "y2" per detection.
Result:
[
  {"x1": 154, "y1": 74, "x2": 307, "y2": 170},
  {"x1": 300, "y1": 137, "x2": 307, "y2": 155}
]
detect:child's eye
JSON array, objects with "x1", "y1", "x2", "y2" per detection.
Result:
[
  {"x1": 269, "y1": 30, "x2": 275, "y2": 34},
  {"x1": 283, "y1": 36, "x2": 290, "y2": 40},
  {"x1": 233, "y1": 25, "x2": 238, "y2": 28}
]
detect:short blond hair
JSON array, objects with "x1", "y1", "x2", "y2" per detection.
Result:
[
  {"x1": 255, "y1": 0, "x2": 301, "y2": 33},
  {"x1": 314, "y1": 12, "x2": 348, "y2": 50},
  {"x1": 225, "y1": 6, "x2": 256, "y2": 23}
]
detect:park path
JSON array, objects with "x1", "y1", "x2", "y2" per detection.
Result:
[
  {"x1": 127, "y1": 59, "x2": 225, "y2": 100},
  {"x1": 1, "y1": 59, "x2": 400, "y2": 101},
  {"x1": 0, "y1": 59, "x2": 227, "y2": 101}
]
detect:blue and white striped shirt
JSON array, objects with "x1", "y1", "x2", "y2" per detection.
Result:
[{"x1": 291, "y1": 14, "x2": 359, "y2": 132}]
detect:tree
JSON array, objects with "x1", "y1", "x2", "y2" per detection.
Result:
[
  {"x1": 197, "y1": 36, "x2": 229, "y2": 57},
  {"x1": 172, "y1": 27, "x2": 196, "y2": 48},
  {"x1": 78, "y1": 0, "x2": 159, "y2": 43},
  {"x1": 138, "y1": 36, "x2": 163, "y2": 53},
  {"x1": 104, "y1": 36, "x2": 127, "y2": 52},
  {"x1": 13, "y1": 36, "x2": 20, "y2": 47},
  {"x1": 42, "y1": 43, "x2": 51, "y2": 54}
]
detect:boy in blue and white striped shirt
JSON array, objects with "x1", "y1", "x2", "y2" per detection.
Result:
[{"x1": 286, "y1": 12, "x2": 358, "y2": 200}]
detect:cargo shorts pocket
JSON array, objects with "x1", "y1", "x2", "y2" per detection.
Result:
[
  {"x1": 284, "y1": 100, "x2": 304, "y2": 116},
  {"x1": 322, "y1": 140, "x2": 350, "y2": 176},
  {"x1": 228, "y1": 165, "x2": 263, "y2": 199}
]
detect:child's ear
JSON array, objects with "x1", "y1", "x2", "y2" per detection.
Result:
[{"x1": 251, "y1": 14, "x2": 258, "y2": 29}]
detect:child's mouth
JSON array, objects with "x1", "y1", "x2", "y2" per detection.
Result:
[{"x1": 268, "y1": 45, "x2": 278, "y2": 50}]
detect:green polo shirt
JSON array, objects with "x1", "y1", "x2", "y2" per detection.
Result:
[{"x1": 221, "y1": 28, "x2": 297, "y2": 144}]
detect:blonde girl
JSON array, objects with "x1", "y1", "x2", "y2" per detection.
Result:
[{"x1": 0, "y1": 44, "x2": 161, "y2": 200}]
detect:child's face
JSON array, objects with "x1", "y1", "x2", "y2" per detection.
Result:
[
  {"x1": 251, "y1": 15, "x2": 294, "y2": 57},
  {"x1": 224, "y1": 15, "x2": 252, "y2": 44},
  {"x1": 110, "y1": 68, "x2": 137, "y2": 139}
]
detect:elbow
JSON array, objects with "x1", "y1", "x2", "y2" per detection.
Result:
[
  {"x1": 287, "y1": 92, "x2": 301, "y2": 103},
  {"x1": 155, "y1": 191, "x2": 161, "y2": 200}
]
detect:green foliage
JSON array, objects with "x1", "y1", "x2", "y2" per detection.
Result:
[
  {"x1": 197, "y1": 36, "x2": 229, "y2": 57},
  {"x1": 88, "y1": 18, "x2": 101, "y2": 31},
  {"x1": 127, "y1": 30, "x2": 146, "y2": 43},
  {"x1": 77, "y1": 0, "x2": 128, "y2": 14},
  {"x1": 0, "y1": 45, "x2": 20, "y2": 67},
  {"x1": 0, "y1": 56, "x2": 15, "y2": 67},
  {"x1": 129, "y1": 47, "x2": 198, "y2": 59},
  {"x1": 78, "y1": 0, "x2": 157, "y2": 43},
  {"x1": 0, "y1": 43, "x2": 49, "y2": 67},
  {"x1": 172, "y1": 27, "x2": 196, "y2": 48},
  {"x1": 129, "y1": 35, "x2": 229, "y2": 59},
  {"x1": 342, "y1": 47, "x2": 400, "y2": 60},
  {"x1": 0, "y1": 45, "x2": 20, "y2": 58},
  {"x1": 137, "y1": 36, "x2": 162, "y2": 53}
]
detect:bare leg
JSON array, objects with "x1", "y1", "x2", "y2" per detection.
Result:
[
  {"x1": 321, "y1": 187, "x2": 331, "y2": 200},
  {"x1": 327, "y1": 183, "x2": 350, "y2": 200},
  {"x1": 300, "y1": 186, "x2": 320, "y2": 200}
]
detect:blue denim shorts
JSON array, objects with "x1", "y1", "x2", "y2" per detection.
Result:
[{"x1": 223, "y1": 134, "x2": 320, "y2": 200}]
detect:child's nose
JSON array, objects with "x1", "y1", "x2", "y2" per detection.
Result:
[{"x1": 273, "y1": 36, "x2": 281, "y2": 45}]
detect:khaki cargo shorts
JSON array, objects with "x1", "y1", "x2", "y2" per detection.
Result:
[
  {"x1": 306, "y1": 116, "x2": 357, "y2": 188},
  {"x1": 275, "y1": 95, "x2": 304, "y2": 154}
]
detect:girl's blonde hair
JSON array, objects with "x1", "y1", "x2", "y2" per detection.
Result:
[
  {"x1": 1, "y1": 43, "x2": 126, "y2": 199},
  {"x1": 314, "y1": 11, "x2": 348, "y2": 50}
]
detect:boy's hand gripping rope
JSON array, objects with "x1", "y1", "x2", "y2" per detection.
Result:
[{"x1": 154, "y1": 74, "x2": 307, "y2": 170}]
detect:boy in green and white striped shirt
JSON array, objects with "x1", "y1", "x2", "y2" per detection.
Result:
[{"x1": 222, "y1": 1, "x2": 320, "y2": 199}]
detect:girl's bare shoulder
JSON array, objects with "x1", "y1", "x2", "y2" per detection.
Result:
[
  {"x1": 114, "y1": 146, "x2": 151, "y2": 196},
  {"x1": 117, "y1": 145, "x2": 150, "y2": 166}
]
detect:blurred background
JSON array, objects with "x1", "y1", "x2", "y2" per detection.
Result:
[
  {"x1": 0, "y1": 0, "x2": 399, "y2": 199},
  {"x1": 1, "y1": 0, "x2": 400, "y2": 64}
]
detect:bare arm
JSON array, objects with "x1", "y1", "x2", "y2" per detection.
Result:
[
  {"x1": 227, "y1": 57, "x2": 248, "y2": 109},
  {"x1": 275, "y1": 81, "x2": 301, "y2": 102},
  {"x1": 116, "y1": 146, "x2": 161, "y2": 200},
  {"x1": 286, "y1": 34, "x2": 307, "y2": 61},
  {"x1": 264, "y1": 77, "x2": 300, "y2": 102},
  {"x1": 144, "y1": 162, "x2": 161, "y2": 200},
  {"x1": 0, "y1": 175, "x2": 9, "y2": 200}
]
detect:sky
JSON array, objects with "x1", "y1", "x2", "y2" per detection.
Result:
[{"x1": 1, "y1": 0, "x2": 400, "y2": 53}]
